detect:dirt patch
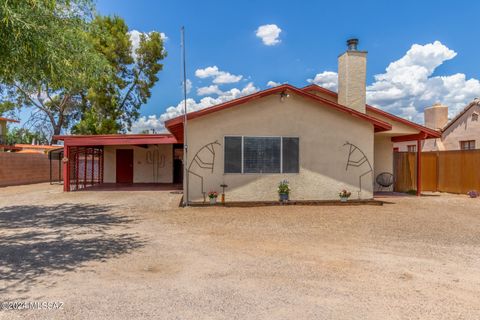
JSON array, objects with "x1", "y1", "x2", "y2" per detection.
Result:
[{"x1": 0, "y1": 183, "x2": 479, "y2": 319}]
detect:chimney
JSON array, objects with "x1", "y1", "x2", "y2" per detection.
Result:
[
  {"x1": 338, "y1": 38, "x2": 367, "y2": 113},
  {"x1": 424, "y1": 103, "x2": 448, "y2": 130}
]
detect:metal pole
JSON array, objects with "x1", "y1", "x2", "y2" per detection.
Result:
[{"x1": 181, "y1": 26, "x2": 189, "y2": 206}]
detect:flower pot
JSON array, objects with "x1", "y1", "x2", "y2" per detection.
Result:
[
  {"x1": 340, "y1": 197, "x2": 348, "y2": 202},
  {"x1": 279, "y1": 193, "x2": 289, "y2": 202},
  {"x1": 209, "y1": 197, "x2": 217, "y2": 205}
]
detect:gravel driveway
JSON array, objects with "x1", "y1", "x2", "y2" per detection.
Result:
[{"x1": 0, "y1": 183, "x2": 479, "y2": 319}]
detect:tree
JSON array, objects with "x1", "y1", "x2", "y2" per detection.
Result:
[
  {"x1": 5, "y1": 127, "x2": 49, "y2": 145},
  {"x1": 72, "y1": 16, "x2": 166, "y2": 134},
  {"x1": 0, "y1": 1, "x2": 110, "y2": 142}
]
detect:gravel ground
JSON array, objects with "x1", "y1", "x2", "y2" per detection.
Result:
[{"x1": 0, "y1": 183, "x2": 479, "y2": 319}]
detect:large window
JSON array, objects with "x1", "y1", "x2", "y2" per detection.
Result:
[
  {"x1": 224, "y1": 136, "x2": 299, "y2": 174},
  {"x1": 460, "y1": 140, "x2": 475, "y2": 150}
]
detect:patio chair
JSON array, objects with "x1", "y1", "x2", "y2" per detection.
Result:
[{"x1": 376, "y1": 172, "x2": 394, "y2": 192}]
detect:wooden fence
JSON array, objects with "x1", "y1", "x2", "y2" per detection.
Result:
[{"x1": 394, "y1": 150, "x2": 480, "y2": 194}]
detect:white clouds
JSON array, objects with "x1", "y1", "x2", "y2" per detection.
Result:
[
  {"x1": 307, "y1": 71, "x2": 338, "y2": 91},
  {"x1": 195, "y1": 66, "x2": 243, "y2": 84},
  {"x1": 197, "y1": 85, "x2": 223, "y2": 96},
  {"x1": 131, "y1": 82, "x2": 259, "y2": 133},
  {"x1": 267, "y1": 81, "x2": 282, "y2": 87},
  {"x1": 185, "y1": 79, "x2": 192, "y2": 94},
  {"x1": 308, "y1": 41, "x2": 480, "y2": 122},
  {"x1": 256, "y1": 24, "x2": 282, "y2": 46},
  {"x1": 130, "y1": 115, "x2": 168, "y2": 134},
  {"x1": 367, "y1": 41, "x2": 480, "y2": 121}
]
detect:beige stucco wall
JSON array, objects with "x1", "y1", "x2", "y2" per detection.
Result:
[
  {"x1": 185, "y1": 93, "x2": 375, "y2": 202},
  {"x1": 374, "y1": 135, "x2": 394, "y2": 189},
  {"x1": 103, "y1": 145, "x2": 173, "y2": 183}
]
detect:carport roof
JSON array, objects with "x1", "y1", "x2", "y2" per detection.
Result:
[{"x1": 54, "y1": 134, "x2": 178, "y2": 147}]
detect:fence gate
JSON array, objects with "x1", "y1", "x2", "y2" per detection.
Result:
[
  {"x1": 68, "y1": 146, "x2": 104, "y2": 191},
  {"x1": 394, "y1": 150, "x2": 480, "y2": 194}
]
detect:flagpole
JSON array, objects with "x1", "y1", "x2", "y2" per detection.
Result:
[{"x1": 181, "y1": 26, "x2": 189, "y2": 206}]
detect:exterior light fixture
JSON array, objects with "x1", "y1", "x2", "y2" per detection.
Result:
[{"x1": 280, "y1": 91, "x2": 290, "y2": 102}]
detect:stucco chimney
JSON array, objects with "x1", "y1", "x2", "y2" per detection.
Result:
[
  {"x1": 424, "y1": 103, "x2": 448, "y2": 130},
  {"x1": 338, "y1": 38, "x2": 367, "y2": 113}
]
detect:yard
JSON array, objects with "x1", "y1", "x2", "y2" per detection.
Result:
[{"x1": 0, "y1": 184, "x2": 479, "y2": 319}]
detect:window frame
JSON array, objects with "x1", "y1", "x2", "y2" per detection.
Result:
[
  {"x1": 460, "y1": 140, "x2": 475, "y2": 150},
  {"x1": 407, "y1": 144, "x2": 417, "y2": 152},
  {"x1": 223, "y1": 135, "x2": 300, "y2": 175}
]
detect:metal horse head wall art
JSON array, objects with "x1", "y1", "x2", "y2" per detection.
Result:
[
  {"x1": 188, "y1": 140, "x2": 221, "y2": 202},
  {"x1": 343, "y1": 141, "x2": 373, "y2": 198}
]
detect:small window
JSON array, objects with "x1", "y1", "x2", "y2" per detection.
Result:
[
  {"x1": 407, "y1": 145, "x2": 417, "y2": 152},
  {"x1": 460, "y1": 140, "x2": 475, "y2": 150}
]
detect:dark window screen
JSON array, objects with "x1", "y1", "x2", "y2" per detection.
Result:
[
  {"x1": 224, "y1": 137, "x2": 242, "y2": 173},
  {"x1": 282, "y1": 137, "x2": 299, "y2": 173},
  {"x1": 243, "y1": 137, "x2": 281, "y2": 173}
]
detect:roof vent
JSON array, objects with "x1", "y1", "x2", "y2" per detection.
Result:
[{"x1": 347, "y1": 38, "x2": 359, "y2": 51}]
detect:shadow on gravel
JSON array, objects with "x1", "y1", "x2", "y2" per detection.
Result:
[{"x1": 0, "y1": 204, "x2": 145, "y2": 294}]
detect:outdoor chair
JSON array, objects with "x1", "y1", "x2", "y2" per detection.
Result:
[{"x1": 376, "y1": 172, "x2": 394, "y2": 192}]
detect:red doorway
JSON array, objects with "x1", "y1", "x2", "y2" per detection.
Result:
[{"x1": 116, "y1": 149, "x2": 134, "y2": 183}]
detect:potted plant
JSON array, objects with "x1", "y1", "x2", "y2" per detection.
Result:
[
  {"x1": 208, "y1": 191, "x2": 218, "y2": 205},
  {"x1": 467, "y1": 190, "x2": 479, "y2": 198},
  {"x1": 278, "y1": 180, "x2": 290, "y2": 202},
  {"x1": 339, "y1": 189, "x2": 351, "y2": 202}
]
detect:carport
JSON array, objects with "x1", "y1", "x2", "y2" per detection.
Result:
[{"x1": 54, "y1": 134, "x2": 183, "y2": 192}]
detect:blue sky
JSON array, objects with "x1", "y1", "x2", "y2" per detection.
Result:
[{"x1": 14, "y1": 1, "x2": 480, "y2": 132}]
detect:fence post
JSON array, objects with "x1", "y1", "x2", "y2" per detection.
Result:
[{"x1": 416, "y1": 139, "x2": 422, "y2": 196}]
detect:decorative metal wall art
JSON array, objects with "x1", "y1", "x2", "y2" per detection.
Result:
[
  {"x1": 343, "y1": 141, "x2": 373, "y2": 197},
  {"x1": 187, "y1": 140, "x2": 221, "y2": 202}
]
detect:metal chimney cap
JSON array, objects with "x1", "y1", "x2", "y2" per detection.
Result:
[{"x1": 347, "y1": 38, "x2": 359, "y2": 51}]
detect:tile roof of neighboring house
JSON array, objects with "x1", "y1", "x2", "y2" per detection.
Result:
[
  {"x1": 165, "y1": 84, "x2": 393, "y2": 142},
  {"x1": 14, "y1": 144, "x2": 62, "y2": 150},
  {"x1": 441, "y1": 98, "x2": 480, "y2": 132},
  {"x1": 303, "y1": 84, "x2": 441, "y2": 139},
  {"x1": 0, "y1": 117, "x2": 19, "y2": 123}
]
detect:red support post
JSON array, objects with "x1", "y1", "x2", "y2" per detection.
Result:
[
  {"x1": 416, "y1": 139, "x2": 422, "y2": 196},
  {"x1": 63, "y1": 146, "x2": 70, "y2": 192}
]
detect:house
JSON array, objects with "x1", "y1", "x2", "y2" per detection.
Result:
[
  {"x1": 12, "y1": 144, "x2": 62, "y2": 154},
  {"x1": 55, "y1": 39, "x2": 440, "y2": 201},
  {"x1": 0, "y1": 116, "x2": 20, "y2": 151},
  {"x1": 394, "y1": 99, "x2": 480, "y2": 152}
]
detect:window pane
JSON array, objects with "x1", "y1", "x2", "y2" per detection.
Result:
[
  {"x1": 282, "y1": 137, "x2": 299, "y2": 173},
  {"x1": 224, "y1": 136, "x2": 242, "y2": 173},
  {"x1": 244, "y1": 137, "x2": 281, "y2": 173}
]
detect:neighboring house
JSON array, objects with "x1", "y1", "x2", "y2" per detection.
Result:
[
  {"x1": 12, "y1": 144, "x2": 62, "y2": 154},
  {"x1": 395, "y1": 99, "x2": 480, "y2": 152},
  {"x1": 55, "y1": 39, "x2": 440, "y2": 201},
  {"x1": 0, "y1": 116, "x2": 20, "y2": 151}
]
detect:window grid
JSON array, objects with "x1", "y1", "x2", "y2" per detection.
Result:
[
  {"x1": 224, "y1": 136, "x2": 299, "y2": 174},
  {"x1": 460, "y1": 140, "x2": 475, "y2": 150}
]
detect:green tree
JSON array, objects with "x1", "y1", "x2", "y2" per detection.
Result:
[
  {"x1": 5, "y1": 127, "x2": 49, "y2": 145},
  {"x1": 0, "y1": 1, "x2": 110, "y2": 142},
  {"x1": 72, "y1": 16, "x2": 166, "y2": 134}
]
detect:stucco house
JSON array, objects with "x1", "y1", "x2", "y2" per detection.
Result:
[
  {"x1": 55, "y1": 39, "x2": 440, "y2": 202},
  {"x1": 395, "y1": 99, "x2": 480, "y2": 152}
]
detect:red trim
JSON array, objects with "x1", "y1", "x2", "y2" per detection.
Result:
[
  {"x1": 302, "y1": 84, "x2": 441, "y2": 139},
  {"x1": 63, "y1": 146, "x2": 70, "y2": 192},
  {"x1": 54, "y1": 134, "x2": 177, "y2": 146},
  {"x1": 165, "y1": 84, "x2": 392, "y2": 142},
  {"x1": 416, "y1": 139, "x2": 422, "y2": 196},
  {"x1": 0, "y1": 117, "x2": 19, "y2": 123},
  {"x1": 391, "y1": 133, "x2": 427, "y2": 143}
]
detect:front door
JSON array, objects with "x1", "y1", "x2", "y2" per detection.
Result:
[{"x1": 116, "y1": 149, "x2": 134, "y2": 183}]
